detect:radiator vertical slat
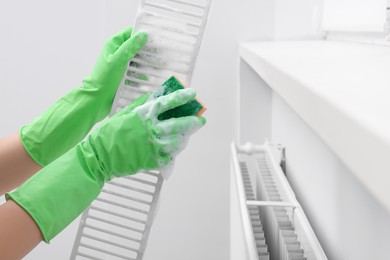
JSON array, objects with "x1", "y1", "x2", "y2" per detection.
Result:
[
  {"x1": 239, "y1": 161, "x2": 270, "y2": 260},
  {"x1": 231, "y1": 142, "x2": 327, "y2": 260}
]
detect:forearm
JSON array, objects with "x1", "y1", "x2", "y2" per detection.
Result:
[
  {"x1": 0, "y1": 134, "x2": 42, "y2": 195},
  {"x1": 0, "y1": 200, "x2": 43, "y2": 259}
]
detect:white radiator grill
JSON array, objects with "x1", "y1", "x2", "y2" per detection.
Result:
[
  {"x1": 231, "y1": 143, "x2": 327, "y2": 260},
  {"x1": 71, "y1": 172, "x2": 163, "y2": 260},
  {"x1": 71, "y1": 0, "x2": 212, "y2": 259}
]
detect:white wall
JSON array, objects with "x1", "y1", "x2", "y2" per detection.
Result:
[
  {"x1": 274, "y1": 0, "x2": 323, "y2": 39},
  {"x1": 0, "y1": 1, "x2": 105, "y2": 135}
]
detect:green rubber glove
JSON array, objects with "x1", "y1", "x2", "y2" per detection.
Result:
[
  {"x1": 20, "y1": 27, "x2": 148, "y2": 166},
  {"x1": 6, "y1": 88, "x2": 205, "y2": 242}
]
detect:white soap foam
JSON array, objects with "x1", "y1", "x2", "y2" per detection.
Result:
[{"x1": 134, "y1": 89, "x2": 203, "y2": 179}]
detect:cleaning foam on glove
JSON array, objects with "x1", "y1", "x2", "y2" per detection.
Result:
[
  {"x1": 146, "y1": 75, "x2": 207, "y2": 179},
  {"x1": 150, "y1": 76, "x2": 207, "y2": 120}
]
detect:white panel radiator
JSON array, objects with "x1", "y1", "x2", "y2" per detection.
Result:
[{"x1": 230, "y1": 142, "x2": 328, "y2": 260}]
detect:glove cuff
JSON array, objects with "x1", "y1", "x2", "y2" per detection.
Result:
[
  {"x1": 21, "y1": 86, "x2": 108, "y2": 166},
  {"x1": 6, "y1": 144, "x2": 103, "y2": 242}
]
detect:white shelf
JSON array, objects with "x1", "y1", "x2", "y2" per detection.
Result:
[{"x1": 240, "y1": 40, "x2": 390, "y2": 212}]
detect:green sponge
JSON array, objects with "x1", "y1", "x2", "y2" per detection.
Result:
[{"x1": 153, "y1": 76, "x2": 207, "y2": 120}]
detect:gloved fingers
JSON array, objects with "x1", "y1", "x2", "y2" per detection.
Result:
[
  {"x1": 157, "y1": 152, "x2": 171, "y2": 167},
  {"x1": 104, "y1": 27, "x2": 133, "y2": 52},
  {"x1": 110, "y1": 27, "x2": 133, "y2": 46},
  {"x1": 116, "y1": 93, "x2": 152, "y2": 117},
  {"x1": 153, "y1": 116, "x2": 206, "y2": 136},
  {"x1": 149, "y1": 88, "x2": 196, "y2": 117},
  {"x1": 114, "y1": 30, "x2": 148, "y2": 62},
  {"x1": 157, "y1": 136, "x2": 182, "y2": 154}
]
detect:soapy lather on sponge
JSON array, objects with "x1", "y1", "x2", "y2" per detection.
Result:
[
  {"x1": 147, "y1": 75, "x2": 206, "y2": 180},
  {"x1": 150, "y1": 76, "x2": 207, "y2": 120}
]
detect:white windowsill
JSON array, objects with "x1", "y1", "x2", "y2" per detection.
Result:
[
  {"x1": 325, "y1": 31, "x2": 390, "y2": 47},
  {"x1": 239, "y1": 40, "x2": 390, "y2": 213}
]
